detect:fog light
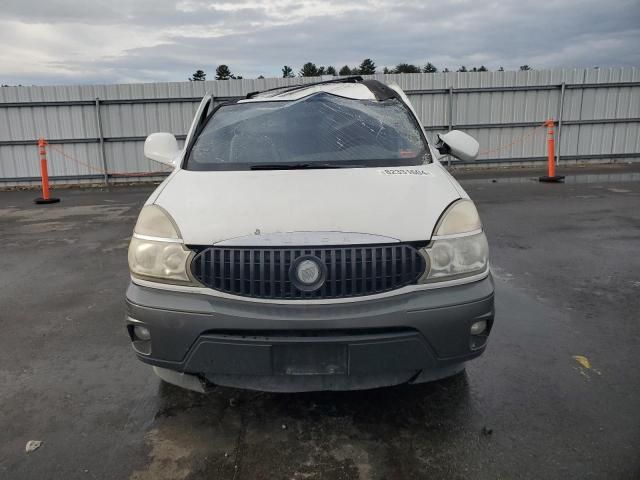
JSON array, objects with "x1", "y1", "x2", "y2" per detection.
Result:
[
  {"x1": 133, "y1": 325, "x2": 151, "y2": 341},
  {"x1": 470, "y1": 320, "x2": 487, "y2": 335}
]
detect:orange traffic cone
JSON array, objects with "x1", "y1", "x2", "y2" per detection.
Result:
[
  {"x1": 539, "y1": 120, "x2": 565, "y2": 183},
  {"x1": 34, "y1": 138, "x2": 60, "y2": 204}
]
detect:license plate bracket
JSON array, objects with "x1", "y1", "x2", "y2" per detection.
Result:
[{"x1": 273, "y1": 344, "x2": 347, "y2": 376}]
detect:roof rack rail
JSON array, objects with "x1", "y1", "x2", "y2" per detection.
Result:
[{"x1": 246, "y1": 76, "x2": 364, "y2": 99}]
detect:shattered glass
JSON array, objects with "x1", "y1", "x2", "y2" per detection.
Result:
[{"x1": 187, "y1": 92, "x2": 430, "y2": 170}]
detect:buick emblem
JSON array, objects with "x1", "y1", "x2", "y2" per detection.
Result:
[
  {"x1": 297, "y1": 259, "x2": 321, "y2": 285},
  {"x1": 290, "y1": 256, "x2": 326, "y2": 292}
]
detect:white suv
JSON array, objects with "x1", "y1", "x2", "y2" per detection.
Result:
[{"x1": 126, "y1": 77, "x2": 494, "y2": 392}]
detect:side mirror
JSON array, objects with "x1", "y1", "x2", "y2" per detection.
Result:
[
  {"x1": 435, "y1": 130, "x2": 480, "y2": 161},
  {"x1": 144, "y1": 133, "x2": 181, "y2": 166}
]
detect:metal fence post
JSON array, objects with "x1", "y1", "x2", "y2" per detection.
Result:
[
  {"x1": 448, "y1": 86, "x2": 454, "y2": 132},
  {"x1": 556, "y1": 82, "x2": 566, "y2": 165},
  {"x1": 447, "y1": 86, "x2": 454, "y2": 166},
  {"x1": 574, "y1": 69, "x2": 588, "y2": 162},
  {"x1": 94, "y1": 97, "x2": 108, "y2": 185}
]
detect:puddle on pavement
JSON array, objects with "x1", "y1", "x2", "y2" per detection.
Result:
[
  {"x1": 0, "y1": 204, "x2": 133, "y2": 222},
  {"x1": 130, "y1": 372, "x2": 478, "y2": 480},
  {"x1": 458, "y1": 171, "x2": 640, "y2": 186}
]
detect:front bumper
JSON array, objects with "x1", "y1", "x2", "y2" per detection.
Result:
[{"x1": 125, "y1": 275, "x2": 494, "y2": 392}]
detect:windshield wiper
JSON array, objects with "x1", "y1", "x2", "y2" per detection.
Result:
[{"x1": 250, "y1": 163, "x2": 352, "y2": 170}]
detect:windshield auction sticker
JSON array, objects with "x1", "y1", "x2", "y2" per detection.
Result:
[{"x1": 379, "y1": 169, "x2": 432, "y2": 176}]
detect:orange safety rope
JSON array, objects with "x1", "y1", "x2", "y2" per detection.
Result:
[
  {"x1": 477, "y1": 121, "x2": 548, "y2": 156},
  {"x1": 44, "y1": 122, "x2": 553, "y2": 177},
  {"x1": 47, "y1": 143, "x2": 105, "y2": 175},
  {"x1": 46, "y1": 142, "x2": 173, "y2": 177}
]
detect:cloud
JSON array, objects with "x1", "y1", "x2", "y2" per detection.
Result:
[{"x1": 1, "y1": 0, "x2": 639, "y2": 85}]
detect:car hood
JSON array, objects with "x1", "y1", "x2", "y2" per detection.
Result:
[{"x1": 154, "y1": 164, "x2": 461, "y2": 245}]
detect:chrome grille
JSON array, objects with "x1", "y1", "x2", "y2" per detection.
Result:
[{"x1": 191, "y1": 244, "x2": 426, "y2": 300}]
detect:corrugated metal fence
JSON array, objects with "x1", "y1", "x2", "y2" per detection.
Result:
[{"x1": 1, "y1": 67, "x2": 639, "y2": 185}]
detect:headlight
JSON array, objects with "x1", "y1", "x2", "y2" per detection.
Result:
[
  {"x1": 133, "y1": 205, "x2": 181, "y2": 239},
  {"x1": 434, "y1": 199, "x2": 481, "y2": 235},
  {"x1": 421, "y1": 232, "x2": 489, "y2": 282},
  {"x1": 128, "y1": 205, "x2": 197, "y2": 285},
  {"x1": 420, "y1": 200, "x2": 489, "y2": 283}
]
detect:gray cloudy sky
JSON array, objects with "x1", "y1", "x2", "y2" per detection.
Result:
[{"x1": 2, "y1": 0, "x2": 639, "y2": 85}]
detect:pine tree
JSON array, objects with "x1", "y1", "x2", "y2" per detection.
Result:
[
  {"x1": 358, "y1": 58, "x2": 376, "y2": 75},
  {"x1": 519, "y1": 65, "x2": 532, "y2": 71},
  {"x1": 299, "y1": 62, "x2": 319, "y2": 77},
  {"x1": 282, "y1": 65, "x2": 294, "y2": 78},
  {"x1": 189, "y1": 70, "x2": 206, "y2": 81},
  {"x1": 338, "y1": 65, "x2": 352, "y2": 76},
  {"x1": 215, "y1": 65, "x2": 232, "y2": 80},
  {"x1": 326, "y1": 66, "x2": 336, "y2": 76},
  {"x1": 394, "y1": 63, "x2": 421, "y2": 74},
  {"x1": 423, "y1": 62, "x2": 438, "y2": 73},
  {"x1": 457, "y1": 66, "x2": 468, "y2": 72},
  {"x1": 478, "y1": 65, "x2": 488, "y2": 72}
]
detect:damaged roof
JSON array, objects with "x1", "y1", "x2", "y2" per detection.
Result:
[{"x1": 239, "y1": 77, "x2": 400, "y2": 103}]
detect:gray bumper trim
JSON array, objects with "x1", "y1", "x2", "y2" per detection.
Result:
[{"x1": 126, "y1": 276, "x2": 494, "y2": 390}]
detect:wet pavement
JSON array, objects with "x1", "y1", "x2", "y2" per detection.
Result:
[{"x1": 1, "y1": 167, "x2": 639, "y2": 479}]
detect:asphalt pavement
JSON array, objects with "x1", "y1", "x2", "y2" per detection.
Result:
[{"x1": 1, "y1": 166, "x2": 639, "y2": 479}]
